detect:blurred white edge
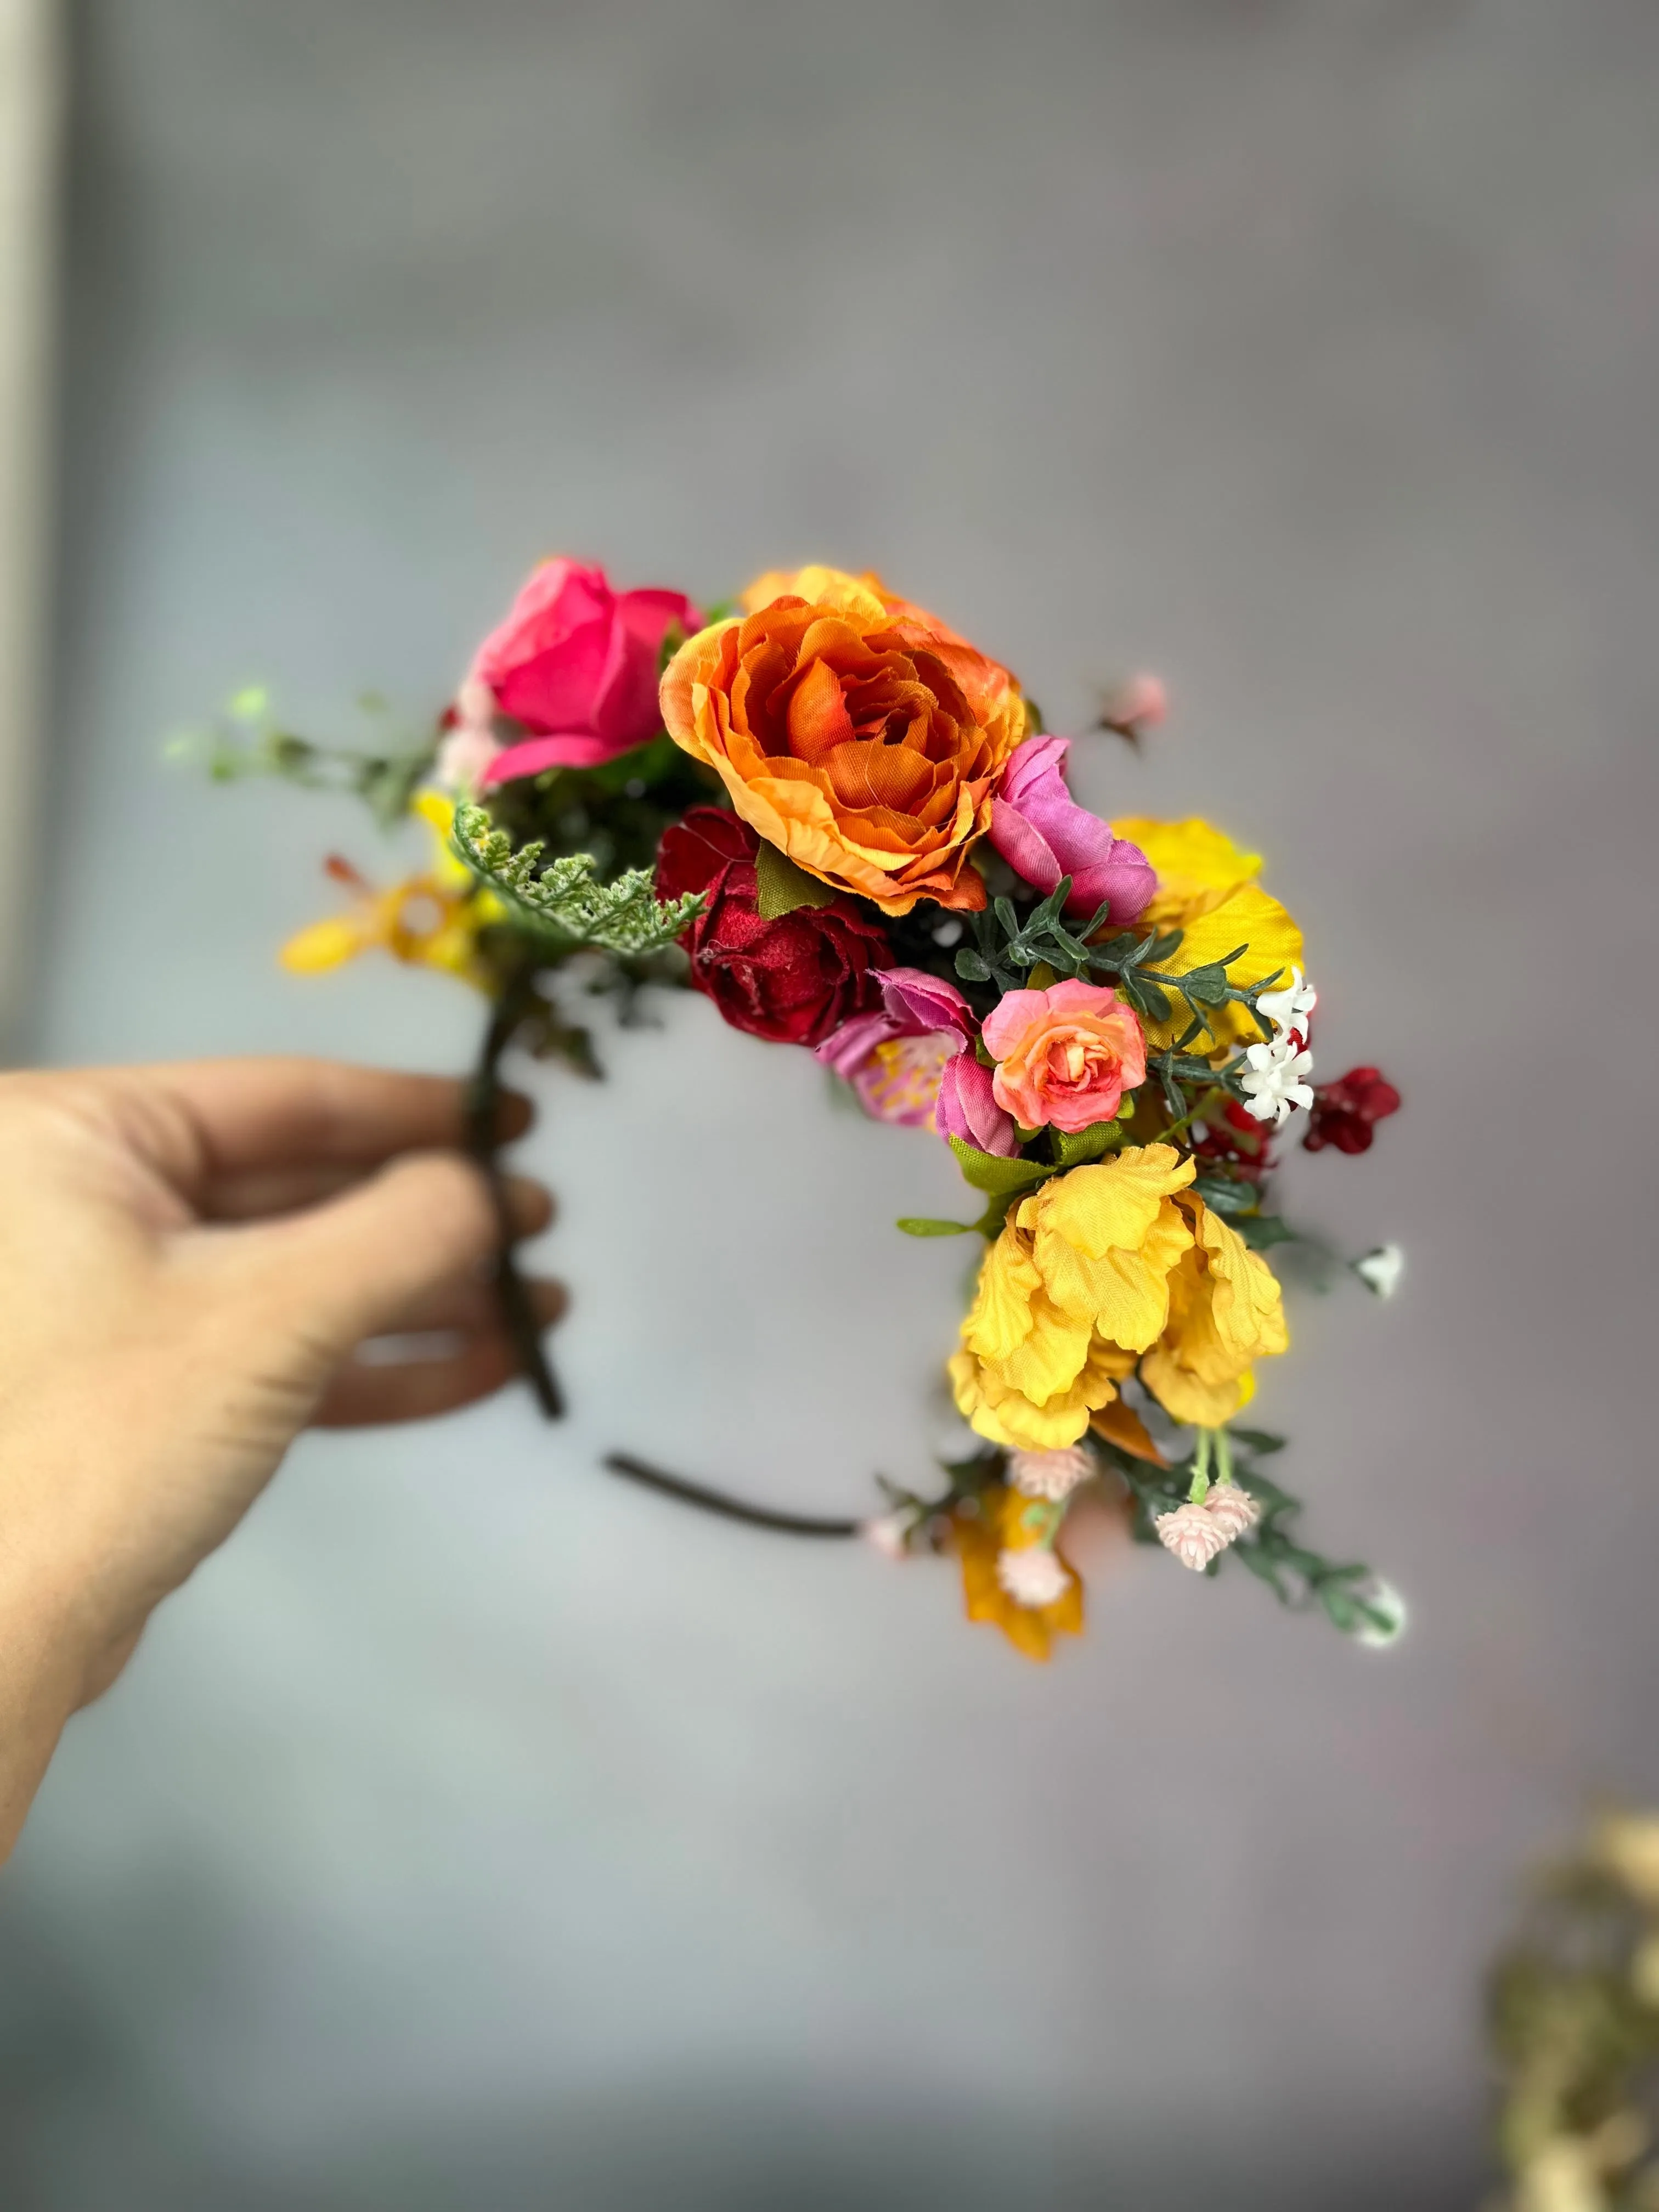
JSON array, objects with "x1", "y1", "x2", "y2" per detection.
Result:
[{"x1": 0, "y1": 0, "x2": 60, "y2": 1050}]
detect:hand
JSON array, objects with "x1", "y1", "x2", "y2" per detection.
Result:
[{"x1": 0, "y1": 1057, "x2": 562, "y2": 1861}]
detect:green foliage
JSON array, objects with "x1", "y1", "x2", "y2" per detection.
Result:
[
  {"x1": 754, "y1": 841, "x2": 837, "y2": 917},
  {"x1": 1097, "y1": 1422, "x2": 1400, "y2": 1642},
  {"x1": 174, "y1": 687, "x2": 433, "y2": 828},
  {"x1": 895, "y1": 1216, "x2": 978, "y2": 1237},
  {"x1": 452, "y1": 803, "x2": 702, "y2": 956},
  {"x1": 947, "y1": 1137, "x2": 1052, "y2": 1197}
]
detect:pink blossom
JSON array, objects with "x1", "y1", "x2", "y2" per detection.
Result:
[
  {"x1": 815, "y1": 966, "x2": 1019, "y2": 1156},
  {"x1": 980, "y1": 979, "x2": 1147, "y2": 1133},
  {"x1": 1099, "y1": 672, "x2": 1168, "y2": 738},
  {"x1": 989, "y1": 735, "x2": 1155, "y2": 924},
  {"x1": 467, "y1": 558, "x2": 702, "y2": 781}
]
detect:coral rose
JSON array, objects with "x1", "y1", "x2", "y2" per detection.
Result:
[
  {"x1": 659, "y1": 566, "x2": 1029, "y2": 916},
  {"x1": 464, "y1": 558, "x2": 702, "y2": 783},
  {"x1": 656, "y1": 806, "x2": 890, "y2": 1048},
  {"x1": 980, "y1": 979, "x2": 1147, "y2": 1133}
]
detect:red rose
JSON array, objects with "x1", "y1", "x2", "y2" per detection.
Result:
[
  {"x1": 1302, "y1": 1065, "x2": 1402, "y2": 1155},
  {"x1": 656, "y1": 807, "x2": 892, "y2": 1047}
]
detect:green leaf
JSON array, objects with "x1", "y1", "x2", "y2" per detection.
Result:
[
  {"x1": 754, "y1": 840, "x2": 837, "y2": 917},
  {"x1": 1194, "y1": 1175, "x2": 1257, "y2": 1215},
  {"x1": 896, "y1": 1216, "x2": 978, "y2": 1237},
  {"x1": 1228, "y1": 1427, "x2": 1286, "y2": 1455},
  {"x1": 1052, "y1": 1120, "x2": 1123, "y2": 1169},
  {"x1": 954, "y1": 948, "x2": 992, "y2": 983},
  {"x1": 1238, "y1": 1213, "x2": 1300, "y2": 1251},
  {"x1": 947, "y1": 1136, "x2": 1054, "y2": 1195},
  {"x1": 1178, "y1": 963, "x2": 1231, "y2": 1006}
]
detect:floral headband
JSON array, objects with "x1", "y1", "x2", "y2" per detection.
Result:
[{"x1": 199, "y1": 558, "x2": 1404, "y2": 1660}]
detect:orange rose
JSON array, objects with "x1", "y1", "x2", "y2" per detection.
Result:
[{"x1": 658, "y1": 566, "x2": 1029, "y2": 916}]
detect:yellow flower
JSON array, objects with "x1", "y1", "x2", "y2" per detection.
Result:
[
  {"x1": 1112, "y1": 815, "x2": 1302, "y2": 1049},
  {"x1": 1139, "y1": 1192, "x2": 1289, "y2": 1426},
  {"x1": 950, "y1": 1145, "x2": 1195, "y2": 1449},
  {"x1": 280, "y1": 792, "x2": 501, "y2": 990},
  {"x1": 950, "y1": 1482, "x2": 1084, "y2": 1661}
]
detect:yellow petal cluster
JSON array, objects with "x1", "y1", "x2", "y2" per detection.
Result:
[
  {"x1": 1138, "y1": 1194, "x2": 1290, "y2": 1425},
  {"x1": 950, "y1": 1146, "x2": 1289, "y2": 1449},
  {"x1": 1111, "y1": 815, "x2": 1303, "y2": 1049},
  {"x1": 280, "y1": 792, "x2": 503, "y2": 990},
  {"x1": 950, "y1": 1145, "x2": 1193, "y2": 1449}
]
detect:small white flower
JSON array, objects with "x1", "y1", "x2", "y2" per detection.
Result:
[
  {"x1": 1006, "y1": 1446, "x2": 1094, "y2": 1502},
  {"x1": 1352, "y1": 1243, "x2": 1405, "y2": 1300},
  {"x1": 1238, "y1": 1036, "x2": 1316, "y2": 1127},
  {"x1": 1155, "y1": 1502, "x2": 1230, "y2": 1572},
  {"x1": 1351, "y1": 1577, "x2": 1408, "y2": 1648},
  {"x1": 1255, "y1": 964, "x2": 1317, "y2": 1040},
  {"x1": 1203, "y1": 1482, "x2": 1260, "y2": 1543},
  {"x1": 861, "y1": 1511, "x2": 917, "y2": 1561},
  {"x1": 995, "y1": 1546, "x2": 1070, "y2": 1610}
]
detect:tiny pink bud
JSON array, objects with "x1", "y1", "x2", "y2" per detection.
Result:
[
  {"x1": 1099, "y1": 672, "x2": 1168, "y2": 736},
  {"x1": 1203, "y1": 1483, "x2": 1260, "y2": 1543},
  {"x1": 995, "y1": 1547, "x2": 1071, "y2": 1610},
  {"x1": 1006, "y1": 1446, "x2": 1095, "y2": 1502}
]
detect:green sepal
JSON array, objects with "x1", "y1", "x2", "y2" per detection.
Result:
[
  {"x1": 947, "y1": 1136, "x2": 1053, "y2": 1196},
  {"x1": 896, "y1": 1216, "x2": 978, "y2": 1238},
  {"x1": 754, "y1": 840, "x2": 837, "y2": 917}
]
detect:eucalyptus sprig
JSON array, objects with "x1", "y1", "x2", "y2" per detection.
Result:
[{"x1": 952, "y1": 876, "x2": 1281, "y2": 1050}]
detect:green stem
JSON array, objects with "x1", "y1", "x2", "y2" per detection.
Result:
[{"x1": 466, "y1": 967, "x2": 563, "y2": 1420}]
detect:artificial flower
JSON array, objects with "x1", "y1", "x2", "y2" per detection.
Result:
[
  {"x1": 816, "y1": 968, "x2": 1018, "y2": 1154},
  {"x1": 1203, "y1": 1482, "x2": 1261, "y2": 1542},
  {"x1": 1111, "y1": 815, "x2": 1304, "y2": 1049},
  {"x1": 987, "y1": 734, "x2": 1155, "y2": 923},
  {"x1": 951, "y1": 1482, "x2": 1083, "y2": 1660},
  {"x1": 996, "y1": 1545, "x2": 1071, "y2": 1609},
  {"x1": 950, "y1": 1146, "x2": 1196, "y2": 1448},
  {"x1": 655, "y1": 805, "x2": 890, "y2": 1047},
  {"x1": 1155, "y1": 1501, "x2": 1230, "y2": 1572},
  {"x1": 1006, "y1": 1444, "x2": 1096, "y2": 1500},
  {"x1": 981, "y1": 979, "x2": 1147, "y2": 1135},
  {"x1": 279, "y1": 791, "x2": 499, "y2": 989},
  {"x1": 1352, "y1": 1243, "x2": 1405, "y2": 1299},
  {"x1": 659, "y1": 565, "x2": 1028, "y2": 915},
  {"x1": 465, "y1": 557, "x2": 702, "y2": 782},
  {"x1": 1255, "y1": 963, "x2": 1317, "y2": 1041},
  {"x1": 1098, "y1": 672, "x2": 1168, "y2": 742},
  {"x1": 1138, "y1": 1194, "x2": 1289, "y2": 1427},
  {"x1": 861, "y1": 1511, "x2": 918, "y2": 1560},
  {"x1": 1302, "y1": 1065, "x2": 1402, "y2": 1154},
  {"x1": 1238, "y1": 1035, "x2": 1316, "y2": 1126}
]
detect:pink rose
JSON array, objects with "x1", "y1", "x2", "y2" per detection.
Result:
[
  {"x1": 466, "y1": 558, "x2": 703, "y2": 782},
  {"x1": 989, "y1": 735, "x2": 1155, "y2": 925},
  {"x1": 816, "y1": 967, "x2": 1019, "y2": 1156},
  {"x1": 980, "y1": 979, "x2": 1147, "y2": 1133}
]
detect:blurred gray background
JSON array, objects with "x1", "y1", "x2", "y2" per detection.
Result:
[{"x1": 3, "y1": 1, "x2": 1657, "y2": 2204}]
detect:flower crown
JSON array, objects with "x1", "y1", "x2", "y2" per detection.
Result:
[{"x1": 199, "y1": 558, "x2": 1404, "y2": 1660}]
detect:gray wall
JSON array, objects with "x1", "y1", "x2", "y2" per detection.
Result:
[{"x1": 4, "y1": 2, "x2": 1657, "y2": 2204}]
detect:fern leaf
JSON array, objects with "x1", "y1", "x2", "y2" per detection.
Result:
[{"x1": 452, "y1": 802, "x2": 701, "y2": 957}]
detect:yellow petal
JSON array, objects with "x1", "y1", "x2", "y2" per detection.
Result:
[
  {"x1": 1141, "y1": 883, "x2": 1304, "y2": 1050},
  {"x1": 960, "y1": 1223, "x2": 1045, "y2": 1363},
  {"x1": 1113, "y1": 816, "x2": 1262, "y2": 923},
  {"x1": 279, "y1": 913, "x2": 374, "y2": 973}
]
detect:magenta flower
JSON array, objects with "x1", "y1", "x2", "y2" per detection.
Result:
[
  {"x1": 466, "y1": 558, "x2": 702, "y2": 782},
  {"x1": 816, "y1": 967, "x2": 1019, "y2": 1156},
  {"x1": 989, "y1": 735, "x2": 1156, "y2": 924}
]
